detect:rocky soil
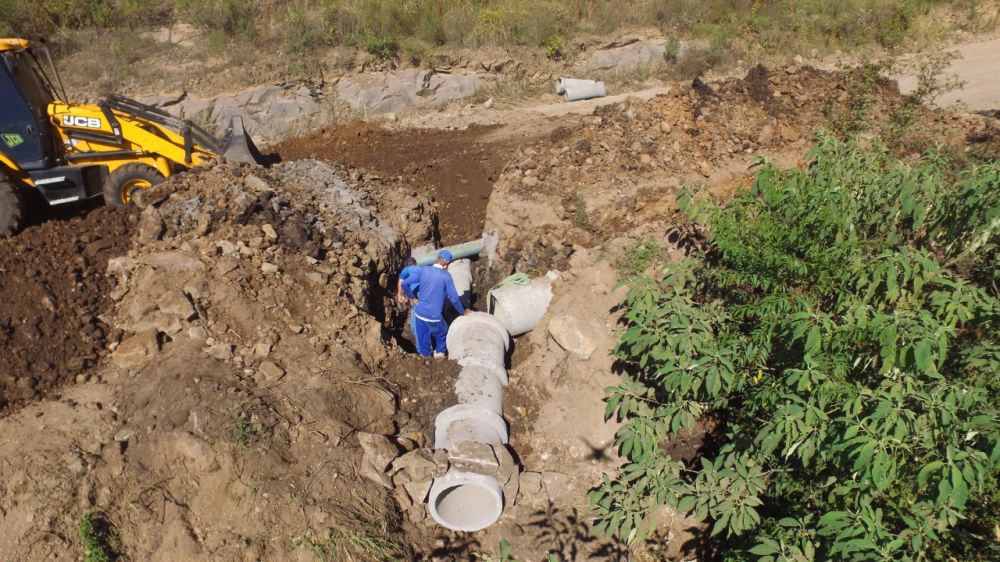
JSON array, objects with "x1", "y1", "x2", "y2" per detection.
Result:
[
  {"x1": 0, "y1": 206, "x2": 136, "y2": 413},
  {"x1": 0, "y1": 160, "x2": 444, "y2": 560}
]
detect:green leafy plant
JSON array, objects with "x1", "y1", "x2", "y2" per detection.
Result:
[
  {"x1": 355, "y1": 31, "x2": 399, "y2": 61},
  {"x1": 79, "y1": 512, "x2": 118, "y2": 562},
  {"x1": 593, "y1": 133, "x2": 1000, "y2": 561},
  {"x1": 230, "y1": 405, "x2": 265, "y2": 448}
]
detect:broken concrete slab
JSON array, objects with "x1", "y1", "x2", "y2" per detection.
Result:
[{"x1": 448, "y1": 441, "x2": 500, "y2": 475}]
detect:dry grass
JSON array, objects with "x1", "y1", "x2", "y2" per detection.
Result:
[{"x1": 5, "y1": 0, "x2": 997, "y2": 58}]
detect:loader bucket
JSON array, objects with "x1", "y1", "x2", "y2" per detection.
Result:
[{"x1": 220, "y1": 116, "x2": 267, "y2": 165}]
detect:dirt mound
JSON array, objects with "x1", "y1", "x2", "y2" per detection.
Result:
[
  {"x1": 275, "y1": 122, "x2": 516, "y2": 245},
  {"x1": 0, "y1": 206, "x2": 135, "y2": 413},
  {"x1": 0, "y1": 160, "x2": 446, "y2": 561},
  {"x1": 482, "y1": 65, "x2": 886, "y2": 277}
]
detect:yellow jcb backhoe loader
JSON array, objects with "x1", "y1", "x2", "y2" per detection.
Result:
[{"x1": 0, "y1": 37, "x2": 264, "y2": 237}]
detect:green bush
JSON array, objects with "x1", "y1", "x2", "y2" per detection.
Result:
[
  {"x1": 179, "y1": 0, "x2": 257, "y2": 38},
  {"x1": 593, "y1": 133, "x2": 1000, "y2": 560}
]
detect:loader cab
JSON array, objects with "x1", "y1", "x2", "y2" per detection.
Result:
[{"x1": 0, "y1": 47, "x2": 56, "y2": 171}]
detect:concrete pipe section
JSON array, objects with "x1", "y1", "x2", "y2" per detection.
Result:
[
  {"x1": 428, "y1": 312, "x2": 514, "y2": 532},
  {"x1": 448, "y1": 258, "x2": 473, "y2": 309},
  {"x1": 491, "y1": 273, "x2": 556, "y2": 336}
]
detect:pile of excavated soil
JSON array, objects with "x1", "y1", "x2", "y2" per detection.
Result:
[
  {"x1": 0, "y1": 206, "x2": 135, "y2": 413},
  {"x1": 484, "y1": 64, "x2": 999, "y2": 277},
  {"x1": 275, "y1": 122, "x2": 516, "y2": 245},
  {"x1": 0, "y1": 160, "x2": 450, "y2": 561}
]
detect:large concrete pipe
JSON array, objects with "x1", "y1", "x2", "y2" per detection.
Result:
[
  {"x1": 556, "y1": 77, "x2": 598, "y2": 94},
  {"x1": 428, "y1": 312, "x2": 510, "y2": 532},
  {"x1": 564, "y1": 81, "x2": 607, "y2": 101},
  {"x1": 427, "y1": 471, "x2": 504, "y2": 533},
  {"x1": 448, "y1": 258, "x2": 473, "y2": 309},
  {"x1": 490, "y1": 274, "x2": 555, "y2": 336}
]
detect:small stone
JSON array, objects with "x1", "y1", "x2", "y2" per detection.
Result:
[
  {"x1": 289, "y1": 324, "x2": 304, "y2": 334},
  {"x1": 188, "y1": 326, "x2": 208, "y2": 341},
  {"x1": 174, "y1": 432, "x2": 218, "y2": 472},
  {"x1": 216, "y1": 240, "x2": 238, "y2": 255},
  {"x1": 206, "y1": 342, "x2": 234, "y2": 361},
  {"x1": 113, "y1": 428, "x2": 136, "y2": 442},
  {"x1": 216, "y1": 258, "x2": 238, "y2": 275},
  {"x1": 517, "y1": 472, "x2": 544, "y2": 505},
  {"x1": 261, "y1": 262, "x2": 279, "y2": 275},
  {"x1": 358, "y1": 433, "x2": 399, "y2": 490},
  {"x1": 659, "y1": 121, "x2": 672, "y2": 134},
  {"x1": 139, "y1": 251, "x2": 204, "y2": 271},
  {"x1": 547, "y1": 314, "x2": 600, "y2": 360},
  {"x1": 493, "y1": 444, "x2": 516, "y2": 484},
  {"x1": 138, "y1": 207, "x2": 165, "y2": 243},
  {"x1": 112, "y1": 331, "x2": 160, "y2": 369},
  {"x1": 483, "y1": 98, "x2": 494, "y2": 109},
  {"x1": 521, "y1": 176, "x2": 539, "y2": 188},
  {"x1": 403, "y1": 479, "x2": 432, "y2": 504},
  {"x1": 257, "y1": 360, "x2": 285, "y2": 383},
  {"x1": 244, "y1": 175, "x2": 268, "y2": 191},
  {"x1": 305, "y1": 271, "x2": 328, "y2": 285},
  {"x1": 157, "y1": 290, "x2": 196, "y2": 320},
  {"x1": 390, "y1": 449, "x2": 439, "y2": 482},
  {"x1": 699, "y1": 160, "x2": 713, "y2": 177},
  {"x1": 253, "y1": 342, "x2": 272, "y2": 358},
  {"x1": 261, "y1": 224, "x2": 278, "y2": 240}
]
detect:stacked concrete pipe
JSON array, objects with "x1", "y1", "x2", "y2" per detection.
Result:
[
  {"x1": 426, "y1": 273, "x2": 555, "y2": 532},
  {"x1": 428, "y1": 312, "x2": 510, "y2": 531}
]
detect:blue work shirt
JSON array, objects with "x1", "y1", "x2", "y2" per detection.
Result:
[
  {"x1": 399, "y1": 265, "x2": 420, "y2": 293},
  {"x1": 404, "y1": 265, "x2": 465, "y2": 322}
]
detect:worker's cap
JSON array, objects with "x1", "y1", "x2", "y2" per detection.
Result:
[
  {"x1": 404, "y1": 256, "x2": 417, "y2": 267},
  {"x1": 438, "y1": 249, "x2": 454, "y2": 262}
]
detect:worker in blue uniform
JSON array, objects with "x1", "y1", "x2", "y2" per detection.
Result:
[
  {"x1": 402, "y1": 249, "x2": 471, "y2": 357},
  {"x1": 396, "y1": 257, "x2": 420, "y2": 335}
]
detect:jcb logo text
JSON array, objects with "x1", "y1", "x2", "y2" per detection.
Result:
[{"x1": 62, "y1": 115, "x2": 102, "y2": 129}]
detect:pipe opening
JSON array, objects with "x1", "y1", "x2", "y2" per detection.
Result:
[{"x1": 431, "y1": 481, "x2": 503, "y2": 532}]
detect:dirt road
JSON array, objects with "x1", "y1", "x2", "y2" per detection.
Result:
[{"x1": 898, "y1": 37, "x2": 1000, "y2": 111}]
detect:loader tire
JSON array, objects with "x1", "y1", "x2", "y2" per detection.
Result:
[
  {"x1": 0, "y1": 177, "x2": 24, "y2": 238},
  {"x1": 103, "y1": 164, "x2": 165, "y2": 207}
]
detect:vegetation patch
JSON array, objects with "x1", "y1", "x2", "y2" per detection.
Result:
[
  {"x1": 594, "y1": 133, "x2": 999, "y2": 560},
  {"x1": 79, "y1": 512, "x2": 119, "y2": 562},
  {"x1": 4, "y1": 0, "x2": 996, "y2": 59}
]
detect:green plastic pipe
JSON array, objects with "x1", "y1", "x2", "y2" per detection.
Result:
[{"x1": 414, "y1": 238, "x2": 486, "y2": 266}]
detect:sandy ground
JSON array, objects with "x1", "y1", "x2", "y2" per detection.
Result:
[{"x1": 897, "y1": 37, "x2": 1000, "y2": 111}]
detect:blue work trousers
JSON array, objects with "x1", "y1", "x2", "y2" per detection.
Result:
[{"x1": 414, "y1": 316, "x2": 448, "y2": 356}]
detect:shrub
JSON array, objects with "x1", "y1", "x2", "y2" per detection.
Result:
[{"x1": 593, "y1": 133, "x2": 1000, "y2": 560}]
